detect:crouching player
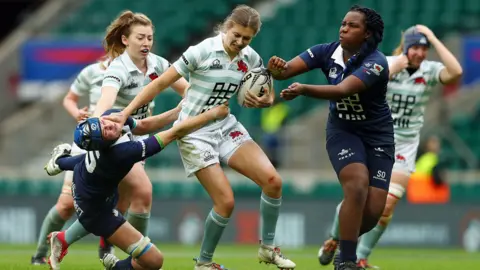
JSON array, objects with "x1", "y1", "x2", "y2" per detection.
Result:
[{"x1": 43, "y1": 102, "x2": 229, "y2": 270}]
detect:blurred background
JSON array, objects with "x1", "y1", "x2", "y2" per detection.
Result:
[{"x1": 0, "y1": 0, "x2": 480, "y2": 256}]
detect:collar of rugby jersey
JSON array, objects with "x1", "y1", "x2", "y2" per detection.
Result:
[
  {"x1": 119, "y1": 51, "x2": 156, "y2": 75},
  {"x1": 331, "y1": 44, "x2": 346, "y2": 69},
  {"x1": 212, "y1": 33, "x2": 250, "y2": 59},
  {"x1": 111, "y1": 132, "x2": 132, "y2": 147}
]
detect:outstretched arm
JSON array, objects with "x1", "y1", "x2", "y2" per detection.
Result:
[
  {"x1": 118, "y1": 103, "x2": 230, "y2": 164},
  {"x1": 133, "y1": 105, "x2": 181, "y2": 135},
  {"x1": 122, "y1": 67, "x2": 182, "y2": 119},
  {"x1": 56, "y1": 154, "x2": 86, "y2": 171},
  {"x1": 282, "y1": 76, "x2": 368, "y2": 100}
]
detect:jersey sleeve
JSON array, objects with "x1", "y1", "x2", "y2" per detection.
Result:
[
  {"x1": 102, "y1": 60, "x2": 128, "y2": 91},
  {"x1": 113, "y1": 135, "x2": 165, "y2": 164},
  {"x1": 428, "y1": 61, "x2": 446, "y2": 86},
  {"x1": 173, "y1": 44, "x2": 205, "y2": 77},
  {"x1": 385, "y1": 56, "x2": 397, "y2": 66},
  {"x1": 249, "y1": 48, "x2": 264, "y2": 69},
  {"x1": 299, "y1": 43, "x2": 329, "y2": 70},
  {"x1": 351, "y1": 56, "x2": 389, "y2": 88},
  {"x1": 70, "y1": 65, "x2": 92, "y2": 96},
  {"x1": 155, "y1": 55, "x2": 172, "y2": 74}
]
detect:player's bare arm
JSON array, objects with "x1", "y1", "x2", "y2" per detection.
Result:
[
  {"x1": 93, "y1": 86, "x2": 118, "y2": 117},
  {"x1": 123, "y1": 67, "x2": 182, "y2": 118},
  {"x1": 281, "y1": 75, "x2": 367, "y2": 100},
  {"x1": 132, "y1": 106, "x2": 181, "y2": 135},
  {"x1": 63, "y1": 91, "x2": 89, "y2": 121},
  {"x1": 268, "y1": 56, "x2": 309, "y2": 80},
  {"x1": 416, "y1": 25, "x2": 463, "y2": 84},
  {"x1": 155, "y1": 103, "x2": 229, "y2": 146}
]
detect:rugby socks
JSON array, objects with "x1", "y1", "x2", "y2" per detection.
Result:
[
  {"x1": 126, "y1": 212, "x2": 150, "y2": 236},
  {"x1": 260, "y1": 192, "x2": 281, "y2": 246},
  {"x1": 339, "y1": 240, "x2": 357, "y2": 263},
  {"x1": 65, "y1": 220, "x2": 89, "y2": 245},
  {"x1": 113, "y1": 256, "x2": 134, "y2": 270},
  {"x1": 330, "y1": 202, "x2": 342, "y2": 240},
  {"x1": 357, "y1": 219, "x2": 389, "y2": 259},
  {"x1": 198, "y1": 209, "x2": 229, "y2": 263},
  {"x1": 34, "y1": 206, "x2": 66, "y2": 258}
]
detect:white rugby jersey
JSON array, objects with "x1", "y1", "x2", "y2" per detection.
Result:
[
  {"x1": 172, "y1": 33, "x2": 263, "y2": 123},
  {"x1": 386, "y1": 55, "x2": 445, "y2": 141},
  {"x1": 102, "y1": 51, "x2": 170, "y2": 119},
  {"x1": 70, "y1": 60, "x2": 109, "y2": 113}
]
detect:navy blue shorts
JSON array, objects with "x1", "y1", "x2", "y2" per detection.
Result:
[
  {"x1": 326, "y1": 128, "x2": 394, "y2": 190},
  {"x1": 72, "y1": 184, "x2": 125, "y2": 238}
]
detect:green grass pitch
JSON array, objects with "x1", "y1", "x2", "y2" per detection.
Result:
[{"x1": 2, "y1": 243, "x2": 479, "y2": 269}]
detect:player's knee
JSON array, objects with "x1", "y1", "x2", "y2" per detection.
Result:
[
  {"x1": 214, "y1": 196, "x2": 235, "y2": 217},
  {"x1": 143, "y1": 248, "x2": 164, "y2": 269},
  {"x1": 262, "y1": 173, "x2": 282, "y2": 196},
  {"x1": 130, "y1": 181, "x2": 153, "y2": 209},
  {"x1": 56, "y1": 195, "x2": 75, "y2": 219},
  {"x1": 342, "y1": 179, "x2": 369, "y2": 206}
]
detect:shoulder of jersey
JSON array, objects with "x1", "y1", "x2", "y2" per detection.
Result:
[
  {"x1": 365, "y1": 50, "x2": 388, "y2": 64},
  {"x1": 420, "y1": 59, "x2": 441, "y2": 70},
  {"x1": 109, "y1": 56, "x2": 125, "y2": 67},
  {"x1": 315, "y1": 41, "x2": 341, "y2": 57}
]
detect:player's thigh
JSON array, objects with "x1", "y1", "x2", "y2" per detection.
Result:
[
  {"x1": 122, "y1": 162, "x2": 152, "y2": 198},
  {"x1": 178, "y1": 129, "x2": 220, "y2": 178},
  {"x1": 116, "y1": 180, "x2": 132, "y2": 214},
  {"x1": 365, "y1": 145, "x2": 395, "y2": 191},
  {"x1": 390, "y1": 140, "x2": 418, "y2": 193},
  {"x1": 326, "y1": 129, "x2": 369, "y2": 185},
  {"x1": 227, "y1": 140, "x2": 281, "y2": 190},
  {"x1": 195, "y1": 163, "x2": 234, "y2": 210},
  {"x1": 74, "y1": 195, "x2": 125, "y2": 239},
  {"x1": 57, "y1": 171, "x2": 74, "y2": 206}
]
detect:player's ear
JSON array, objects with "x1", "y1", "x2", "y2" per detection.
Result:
[
  {"x1": 364, "y1": 30, "x2": 372, "y2": 40},
  {"x1": 121, "y1": 35, "x2": 129, "y2": 46}
]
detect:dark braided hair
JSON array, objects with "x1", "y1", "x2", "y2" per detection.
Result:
[{"x1": 344, "y1": 5, "x2": 384, "y2": 72}]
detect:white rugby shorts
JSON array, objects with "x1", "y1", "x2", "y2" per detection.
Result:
[
  {"x1": 392, "y1": 138, "x2": 420, "y2": 176},
  {"x1": 176, "y1": 114, "x2": 252, "y2": 177}
]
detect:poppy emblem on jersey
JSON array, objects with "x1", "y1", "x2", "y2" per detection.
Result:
[
  {"x1": 149, "y1": 73, "x2": 158, "y2": 80},
  {"x1": 414, "y1": 77, "x2": 427, "y2": 85},
  {"x1": 396, "y1": 154, "x2": 406, "y2": 162},
  {"x1": 229, "y1": 130, "x2": 244, "y2": 139},
  {"x1": 237, "y1": 60, "x2": 248, "y2": 73}
]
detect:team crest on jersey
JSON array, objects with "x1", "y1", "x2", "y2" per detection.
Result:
[
  {"x1": 237, "y1": 60, "x2": 248, "y2": 73},
  {"x1": 209, "y1": 59, "x2": 223, "y2": 70},
  {"x1": 329, "y1": 67, "x2": 338, "y2": 79},
  {"x1": 149, "y1": 73, "x2": 158, "y2": 80},
  {"x1": 414, "y1": 77, "x2": 427, "y2": 85},
  {"x1": 126, "y1": 79, "x2": 139, "y2": 89},
  {"x1": 365, "y1": 63, "x2": 384, "y2": 76}
]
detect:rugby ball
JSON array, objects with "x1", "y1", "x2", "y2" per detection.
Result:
[{"x1": 237, "y1": 67, "x2": 273, "y2": 107}]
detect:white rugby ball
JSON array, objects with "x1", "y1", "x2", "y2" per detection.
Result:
[{"x1": 237, "y1": 67, "x2": 272, "y2": 107}]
